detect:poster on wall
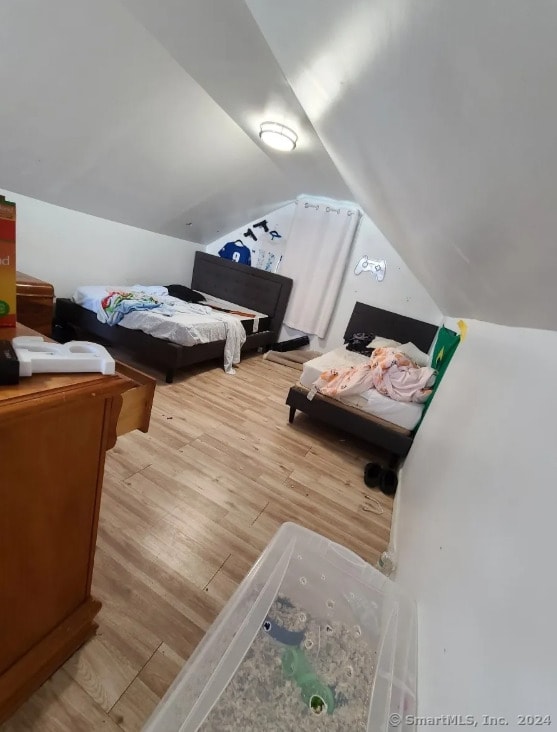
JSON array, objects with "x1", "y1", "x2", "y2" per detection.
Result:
[
  {"x1": 207, "y1": 205, "x2": 293, "y2": 273},
  {"x1": 218, "y1": 218, "x2": 285, "y2": 272},
  {"x1": 217, "y1": 239, "x2": 253, "y2": 266}
]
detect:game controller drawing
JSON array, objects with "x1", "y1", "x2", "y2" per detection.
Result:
[{"x1": 354, "y1": 256, "x2": 386, "y2": 281}]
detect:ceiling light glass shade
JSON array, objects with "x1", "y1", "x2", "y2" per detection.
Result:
[{"x1": 259, "y1": 121, "x2": 298, "y2": 151}]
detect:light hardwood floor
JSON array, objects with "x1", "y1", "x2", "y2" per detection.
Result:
[{"x1": 3, "y1": 353, "x2": 393, "y2": 731}]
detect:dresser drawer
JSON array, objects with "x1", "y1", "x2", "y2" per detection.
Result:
[{"x1": 115, "y1": 362, "x2": 155, "y2": 436}]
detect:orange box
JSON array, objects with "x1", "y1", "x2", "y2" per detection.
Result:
[{"x1": 0, "y1": 195, "x2": 16, "y2": 328}]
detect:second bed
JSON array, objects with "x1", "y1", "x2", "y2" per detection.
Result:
[{"x1": 286, "y1": 302, "x2": 441, "y2": 459}]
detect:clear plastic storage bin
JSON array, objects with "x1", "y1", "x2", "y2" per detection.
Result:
[{"x1": 143, "y1": 522, "x2": 416, "y2": 732}]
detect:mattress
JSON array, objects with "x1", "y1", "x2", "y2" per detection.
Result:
[
  {"x1": 196, "y1": 292, "x2": 270, "y2": 335},
  {"x1": 72, "y1": 286, "x2": 270, "y2": 345},
  {"x1": 299, "y1": 346, "x2": 423, "y2": 431}
]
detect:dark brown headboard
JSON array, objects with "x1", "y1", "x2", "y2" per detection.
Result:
[
  {"x1": 344, "y1": 301, "x2": 439, "y2": 353},
  {"x1": 191, "y1": 252, "x2": 293, "y2": 335}
]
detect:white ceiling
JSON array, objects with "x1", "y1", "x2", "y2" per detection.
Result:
[
  {"x1": 4, "y1": 0, "x2": 557, "y2": 328},
  {"x1": 246, "y1": 0, "x2": 557, "y2": 329},
  {"x1": 0, "y1": 0, "x2": 350, "y2": 243}
]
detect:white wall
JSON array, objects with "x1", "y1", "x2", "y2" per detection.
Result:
[
  {"x1": 393, "y1": 320, "x2": 557, "y2": 722},
  {"x1": 1, "y1": 189, "x2": 202, "y2": 298},
  {"x1": 281, "y1": 213, "x2": 442, "y2": 351}
]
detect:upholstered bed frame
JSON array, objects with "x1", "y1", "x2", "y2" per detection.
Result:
[
  {"x1": 285, "y1": 301, "x2": 439, "y2": 459},
  {"x1": 54, "y1": 252, "x2": 293, "y2": 383}
]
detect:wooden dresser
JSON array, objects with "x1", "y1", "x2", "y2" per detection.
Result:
[
  {"x1": 16, "y1": 271, "x2": 55, "y2": 337},
  {"x1": 0, "y1": 324, "x2": 155, "y2": 723}
]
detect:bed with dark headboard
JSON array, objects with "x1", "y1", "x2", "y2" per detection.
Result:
[
  {"x1": 285, "y1": 301, "x2": 439, "y2": 459},
  {"x1": 54, "y1": 252, "x2": 292, "y2": 383}
]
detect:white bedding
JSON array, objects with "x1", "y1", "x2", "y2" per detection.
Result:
[
  {"x1": 300, "y1": 346, "x2": 423, "y2": 430},
  {"x1": 72, "y1": 285, "x2": 268, "y2": 374}
]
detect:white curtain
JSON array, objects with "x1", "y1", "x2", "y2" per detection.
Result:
[{"x1": 279, "y1": 199, "x2": 361, "y2": 338}]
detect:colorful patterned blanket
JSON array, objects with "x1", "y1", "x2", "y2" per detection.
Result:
[{"x1": 97, "y1": 291, "x2": 168, "y2": 325}]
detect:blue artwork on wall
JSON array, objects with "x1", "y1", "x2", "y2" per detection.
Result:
[
  {"x1": 218, "y1": 240, "x2": 252, "y2": 266},
  {"x1": 217, "y1": 218, "x2": 285, "y2": 272}
]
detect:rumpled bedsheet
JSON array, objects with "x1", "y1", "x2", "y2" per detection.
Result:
[
  {"x1": 119, "y1": 298, "x2": 247, "y2": 375},
  {"x1": 314, "y1": 347, "x2": 436, "y2": 403}
]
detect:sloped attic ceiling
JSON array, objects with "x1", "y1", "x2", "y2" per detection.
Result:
[
  {"x1": 6, "y1": 1, "x2": 557, "y2": 330},
  {"x1": 0, "y1": 0, "x2": 350, "y2": 244},
  {"x1": 247, "y1": 0, "x2": 557, "y2": 330}
]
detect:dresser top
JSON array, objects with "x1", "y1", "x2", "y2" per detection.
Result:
[
  {"x1": 0, "y1": 324, "x2": 129, "y2": 410},
  {"x1": 16, "y1": 271, "x2": 55, "y2": 297}
]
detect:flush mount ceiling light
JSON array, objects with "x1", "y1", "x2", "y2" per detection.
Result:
[{"x1": 259, "y1": 121, "x2": 298, "y2": 152}]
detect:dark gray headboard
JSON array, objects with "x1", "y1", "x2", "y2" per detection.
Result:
[
  {"x1": 344, "y1": 301, "x2": 439, "y2": 353},
  {"x1": 191, "y1": 252, "x2": 293, "y2": 335}
]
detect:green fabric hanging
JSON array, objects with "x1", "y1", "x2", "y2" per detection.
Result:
[
  {"x1": 415, "y1": 326, "x2": 460, "y2": 431},
  {"x1": 431, "y1": 326, "x2": 460, "y2": 384}
]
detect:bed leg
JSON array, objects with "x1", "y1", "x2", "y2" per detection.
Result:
[
  {"x1": 165, "y1": 369, "x2": 175, "y2": 384},
  {"x1": 288, "y1": 405, "x2": 296, "y2": 424}
]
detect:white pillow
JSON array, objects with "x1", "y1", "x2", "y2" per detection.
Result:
[
  {"x1": 130, "y1": 285, "x2": 169, "y2": 296},
  {"x1": 367, "y1": 336, "x2": 430, "y2": 366},
  {"x1": 397, "y1": 342, "x2": 430, "y2": 366},
  {"x1": 368, "y1": 336, "x2": 401, "y2": 349}
]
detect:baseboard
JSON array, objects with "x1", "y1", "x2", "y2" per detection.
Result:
[{"x1": 384, "y1": 459, "x2": 407, "y2": 578}]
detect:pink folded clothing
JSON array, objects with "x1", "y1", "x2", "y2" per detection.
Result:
[{"x1": 314, "y1": 347, "x2": 436, "y2": 403}]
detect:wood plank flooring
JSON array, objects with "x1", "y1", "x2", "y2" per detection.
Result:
[{"x1": 2, "y1": 353, "x2": 393, "y2": 731}]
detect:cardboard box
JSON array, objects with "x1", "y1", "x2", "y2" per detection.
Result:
[{"x1": 0, "y1": 196, "x2": 16, "y2": 328}]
